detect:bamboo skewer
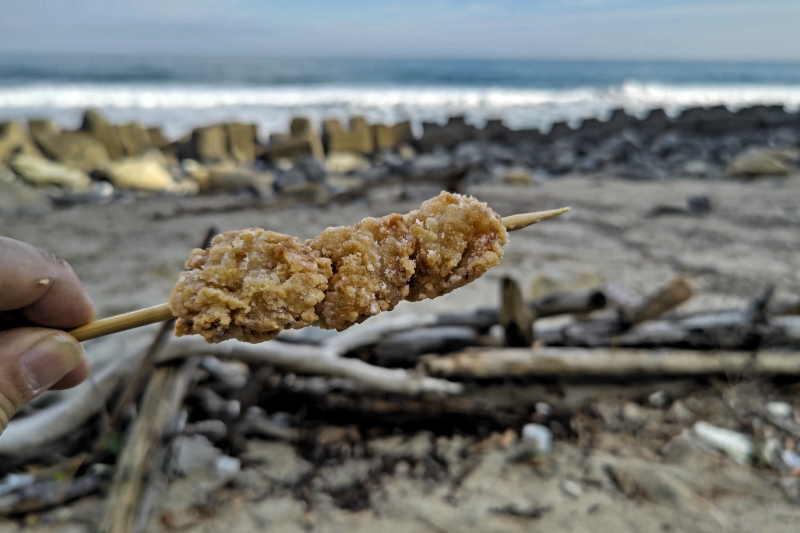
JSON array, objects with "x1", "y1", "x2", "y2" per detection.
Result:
[{"x1": 68, "y1": 207, "x2": 570, "y2": 342}]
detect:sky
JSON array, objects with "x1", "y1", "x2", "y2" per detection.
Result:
[{"x1": 1, "y1": 0, "x2": 799, "y2": 61}]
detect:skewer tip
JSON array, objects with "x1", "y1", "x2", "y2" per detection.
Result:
[{"x1": 501, "y1": 207, "x2": 570, "y2": 232}]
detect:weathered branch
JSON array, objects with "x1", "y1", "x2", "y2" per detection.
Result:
[
  {"x1": 101, "y1": 357, "x2": 200, "y2": 533},
  {"x1": 421, "y1": 347, "x2": 800, "y2": 379},
  {"x1": 161, "y1": 336, "x2": 462, "y2": 395}
]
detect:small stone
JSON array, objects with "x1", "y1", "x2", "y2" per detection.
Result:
[
  {"x1": 766, "y1": 401, "x2": 793, "y2": 419},
  {"x1": 782, "y1": 449, "x2": 800, "y2": 470},
  {"x1": 367, "y1": 432, "x2": 432, "y2": 461},
  {"x1": 213, "y1": 455, "x2": 241, "y2": 478},
  {"x1": 648, "y1": 390, "x2": 669, "y2": 408},
  {"x1": 561, "y1": 479, "x2": 583, "y2": 498},
  {"x1": 397, "y1": 144, "x2": 416, "y2": 160},
  {"x1": 622, "y1": 402, "x2": 648, "y2": 424},
  {"x1": 668, "y1": 400, "x2": 694, "y2": 425},
  {"x1": 240, "y1": 441, "x2": 312, "y2": 485},
  {"x1": 170, "y1": 435, "x2": 221, "y2": 476},
  {"x1": 535, "y1": 402, "x2": 553, "y2": 417}
]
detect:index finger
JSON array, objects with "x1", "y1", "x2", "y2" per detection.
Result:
[{"x1": 0, "y1": 236, "x2": 96, "y2": 329}]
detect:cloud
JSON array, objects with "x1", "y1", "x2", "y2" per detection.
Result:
[{"x1": 0, "y1": 0, "x2": 798, "y2": 60}]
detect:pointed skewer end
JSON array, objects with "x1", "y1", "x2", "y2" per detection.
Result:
[{"x1": 501, "y1": 207, "x2": 570, "y2": 232}]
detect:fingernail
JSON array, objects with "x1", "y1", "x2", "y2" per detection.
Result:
[{"x1": 20, "y1": 334, "x2": 83, "y2": 396}]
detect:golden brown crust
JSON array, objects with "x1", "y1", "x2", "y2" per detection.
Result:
[
  {"x1": 307, "y1": 213, "x2": 416, "y2": 331},
  {"x1": 404, "y1": 192, "x2": 508, "y2": 301},
  {"x1": 169, "y1": 229, "x2": 332, "y2": 343},
  {"x1": 170, "y1": 192, "x2": 508, "y2": 343}
]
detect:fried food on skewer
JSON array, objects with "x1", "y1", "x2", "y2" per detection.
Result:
[
  {"x1": 308, "y1": 213, "x2": 416, "y2": 331},
  {"x1": 404, "y1": 191, "x2": 507, "y2": 302},
  {"x1": 170, "y1": 192, "x2": 510, "y2": 343},
  {"x1": 171, "y1": 229, "x2": 331, "y2": 343}
]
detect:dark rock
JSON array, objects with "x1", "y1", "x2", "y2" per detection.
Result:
[
  {"x1": 412, "y1": 152, "x2": 453, "y2": 172},
  {"x1": 274, "y1": 167, "x2": 306, "y2": 192},
  {"x1": 482, "y1": 119, "x2": 511, "y2": 142},
  {"x1": 650, "y1": 131, "x2": 693, "y2": 158},
  {"x1": 294, "y1": 156, "x2": 327, "y2": 183},
  {"x1": 596, "y1": 129, "x2": 645, "y2": 163},
  {"x1": 687, "y1": 194, "x2": 712, "y2": 215},
  {"x1": 453, "y1": 142, "x2": 484, "y2": 165},
  {"x1": 505, "y1": 128, "x2": 543, "y2": 145},
  {"x1": 640, "y1": 108, "x2": 671, "y2": 136},
  {"x1": 545, "y1": 140, "x2": 577, "y2": 174},
  {"x1": 576, "y1": 154, "x2": 602, "y2": 173},
  {"x1": 544, "y1": 121, "x2": 573, "y2": 142},
  {"x1": 417, "y1": 116, "x2": 478, "y2": 151},
  {"x1": 576, "y1": 109, "x2": 638, "y2": 142}
]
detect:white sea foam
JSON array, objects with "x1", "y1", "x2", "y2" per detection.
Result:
[{"x1": 1, "y1": 81, "x2": 799, "y2": 139}]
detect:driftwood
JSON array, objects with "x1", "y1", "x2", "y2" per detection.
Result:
[
  {"x1": 543, "y1": 312, "x2": 800, "y2": 350},
  {"x1": 161, "y1": 336, "x2": 463, "y2": 395},
  {"x1": 321, "y1": 313, "x2": 438, "y2": 357},
  {"x1": 101, "y1": 357, "x2": 200, "y2": 533},
  {"x1": 0, "y1": 349, "x2": 144, "y2": 457},
  {"x1": 435, "y1": 289, "x2": 608, "y2": 332},
  {"x1": 623, "y1": 278, "x2": 693, "y2": 325},
  {"x1": 500, "y1": 277, "x2": 535, "y2": 347},
  {"x1": 420, "y1": 347, "x2": 800, "y2": 379},
  {"x1": 373, "y1": 326, "x2": 482, "y2": 367}
]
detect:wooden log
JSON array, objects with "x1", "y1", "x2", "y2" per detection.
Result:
[
  {"x1": 100, "y1": 357, "x2": 199, "y2": 533},
  {"x1": 420, "y1": 347, "x2": 800, "y2": 379}
]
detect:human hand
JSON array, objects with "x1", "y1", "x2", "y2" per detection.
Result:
[{"x1": 0, "y1": 236, "x2": 95, "y2": 434}]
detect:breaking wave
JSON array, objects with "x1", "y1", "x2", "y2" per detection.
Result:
[{"x1": 1, "y1": 81, "x2": 799, "y2": 138}]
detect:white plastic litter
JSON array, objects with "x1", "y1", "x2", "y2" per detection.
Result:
[{"x1": 691, "y1": 421, "x2": 754, "y2": 465}]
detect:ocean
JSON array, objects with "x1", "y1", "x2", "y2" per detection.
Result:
[{"x1": 2, "y1": 55, "x2": 800, "y2": 139}]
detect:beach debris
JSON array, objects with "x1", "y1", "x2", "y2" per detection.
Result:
[
  {"x1": 520, "y1": 423, "x2": 552, "y2": 458},
  {"x1": 765, "y1": 402, "x2": 794, "y2": 419},
  {"x1": 561, "y1": 479, "x2": 583, "y2": 498},
  {"x1": 691, "y1": 421, "x2": 754, "y2": 465}
]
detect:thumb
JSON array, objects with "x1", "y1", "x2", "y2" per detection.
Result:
[{"x1": 0, "y1": 328, "x2": 87, "y2": 434}]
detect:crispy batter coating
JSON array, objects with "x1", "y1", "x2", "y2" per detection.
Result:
[
  {"x1": 307, "y1": 213, "x2": 416, "y2": 331},
  {"x1": 170, "y1": 229, "x2": 332, "y2": 343},
  {"x1": 170, "y1": 192, "x2": 508, "y2": 343},
  {"x1": 404, "y1": 192, "x2": 508, "y2": 301}
]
